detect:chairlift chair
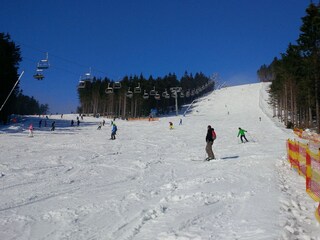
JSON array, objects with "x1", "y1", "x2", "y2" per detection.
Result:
[
  {"x1": 154, "y1": 92, "x2": 160, "y2": 100},
  {"x1": 105, "y1": 83, "x2": 113, "y2": 94},
  {"x1": 143, "y1": 90, "x2": 149, "y2": 99},
  {"x1": 180, "y1": 92, "x2": 185, "y2": 98},
  {"x1": 134, "y1": 83, "x2": 141, "y2": 94},
  {"x1": 78, "y1": 80, "x2": 86, "y2": 89},
  {"x1": 113, "y1": 82, "x2": 121, "y2": 89},
  {"x1": 37, "y1": 53, "x2": 50, "y2": 70},
  {"x1": 78, "y1": 70, "x2": 92, "y2": 89},
  {"x1": 186, "y1": 90, "x2": 190, "y2": 98},
  {"x1": 162, "y1": 89, "x2": 168, "y2": 98},
  {"x1": 126, "y1": 87, "x2": 133, "y2": 98},
  {"x1": 170, "y1": 87, "x2": 181, "y2": 93},
  {"x1": 150, "y1": 86, "x2": 156, "y2": 96},
  {"x1": 33, "y1": 71, "x2": 45, "y2": 80}
]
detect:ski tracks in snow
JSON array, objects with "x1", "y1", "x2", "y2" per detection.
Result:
[{"x1": 277, "y1": 157, "x2": 320, "y2": 240}]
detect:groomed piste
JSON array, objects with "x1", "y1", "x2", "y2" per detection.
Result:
[{"x1": 0, "y1": 82, "x2": 319, "y2": 239}]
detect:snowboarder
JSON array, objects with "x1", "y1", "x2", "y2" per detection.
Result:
[
  {"x1": 102, "y1": 119, "x2": 105, "y2": 126},
  {"x1": 205, "y1": 125, "x2": 215, "y2": 160},
  {"x1": 179, "y1": 118, "x2": 182, "y2": 125},
  {"x1": 169, "y1": 122, "x2": 173, "y2": 129},
  {"x1": 111, "y1": 123, "x2": 117, "y2": 140},
  {"x1": 77, "y1": 119, "x2": 80, "y2": 126},
  {"x1": 97, "y1": 122, "x2": 102, "y2": 130},
  {"x1": 51, "y1": 121, "x2": 55, "y2": 131},
  {"x1": 237, "y1": 127, "x2": 249, "y2": 143},
  {"x1": 28, "y1": 123, "x2": 34, "y2": 137}
]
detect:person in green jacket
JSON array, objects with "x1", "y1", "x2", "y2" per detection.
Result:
[{"x1": 237, "y1": 127, "x2": 249, "y2": 143}]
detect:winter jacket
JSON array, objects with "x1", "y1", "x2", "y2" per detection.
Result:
[
  {"x1": 237, "y1": 128, "x2": 247, "y2": 137},
  {"x1": 112, "y1": 124, "x2": 117, "y2": 134},
  {"x1": 206, "y1": 128, "x2": 213, "y2": 142}
]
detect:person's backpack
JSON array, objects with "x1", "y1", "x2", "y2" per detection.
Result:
[{"x1": 212, "y1": 130, "x2": 216, "y2": 141}]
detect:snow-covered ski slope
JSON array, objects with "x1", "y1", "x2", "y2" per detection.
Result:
[{"x1": 0, "y1": 83, "x2": 319, "y2": 240}]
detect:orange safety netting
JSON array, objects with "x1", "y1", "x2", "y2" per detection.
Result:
[
  {"x1": 306, "y1": 148, "x2": 320, "y2": 202},
  {"x1": 294, "y1": 128, "x2": 320, "y2": 143},
  {"x1": 287, "y1": 140, "x2": 307, "y2": 177},
  {"x1": 287, "y1": 139, "x2": 320, "y2": 223},
  {"x1": 127, "y1": 117, "x2": 159, "y2": 121},
  {"x1": 287, "y1": 140, "x2": 299, "y2": 171}
]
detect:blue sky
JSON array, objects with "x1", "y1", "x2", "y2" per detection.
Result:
[{"x1": 0, "y1": 0, "x2": 311, "y2": 113}]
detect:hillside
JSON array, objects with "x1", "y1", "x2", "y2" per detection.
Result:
[{"x1": 0, "y1": 83, "x2": 319, "y2": 239}]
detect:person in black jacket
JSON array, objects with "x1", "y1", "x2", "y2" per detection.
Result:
[{"x1": 205, "y1": 125, "x2": 215, "y2": 160}]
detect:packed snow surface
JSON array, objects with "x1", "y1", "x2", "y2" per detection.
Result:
[{"x1": 0, "y1": 83, "x2": 319, "y2": 239}]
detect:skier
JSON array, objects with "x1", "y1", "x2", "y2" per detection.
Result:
[
  {"x1": 179, "y1": 118, "x2": 182, "y2": 125},
  {"x1": 51, "y1": 121, "x2": 55, "y2": 131},
  {"x1": 102, "y1": 119, "x2": 105, "y2": 126},
  {"x1": 71, "y1": 119, "x2": 74, "y2": 126},
  {"x1": 97, "y1": 122, "x2": 102, "y2": 130},
  {"x1": 77, "y1": 119, "x2": 80, "y2": 126},
  {"x1": 169, "y1": 122, "x2": 173, "y2": 129},
  {"x1": 111, "y1": 123, "x2": 117, "y2": 140},
  {"x1": 38, "y1": 119, "x2": 42, "y2": 128},
  {"x1": 237, "y1": 127, "x2": 249, "y2": 143},
  {"x1": 205, "y1": 125, "x2": 215, "y2": 160},
  {"x1": 28, "y1": 123, "x2": 34, "y2": 137}
]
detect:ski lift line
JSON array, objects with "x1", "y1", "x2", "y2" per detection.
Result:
[
  {"x1": 0, "y1": 71, "x2": 24, "y2": 112},
  {"x1": 16, "y1": 40, "x2": 114, "y2": 78},
  {"x1": 21, "y1": 56, "x2": 85, "y2": 78}
]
